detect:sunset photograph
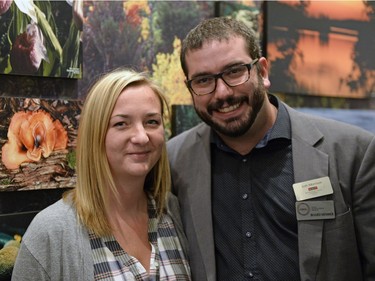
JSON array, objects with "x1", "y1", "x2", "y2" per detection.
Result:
[{"x1": 264, "y1": 0, "x2": 375, "y2": 98}]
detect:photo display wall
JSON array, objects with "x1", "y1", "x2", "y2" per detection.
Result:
[
  {"x1": 0, "y1": 1, "x2": 374, "y2": 279},
  {"x1": 0, "y1": 1, "x2": 223, "y2": 279}
]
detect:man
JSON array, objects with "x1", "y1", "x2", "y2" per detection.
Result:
[{"x1": 167, "y1": 17, "x2": 375, "y2": 281}]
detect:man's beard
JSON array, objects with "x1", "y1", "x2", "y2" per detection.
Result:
[{"x1": 194, "y1": 82, "x2": 266, "y2": 138}]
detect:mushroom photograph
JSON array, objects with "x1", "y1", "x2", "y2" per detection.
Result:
[{"x1": 0, "y1": 97, "x2": 80, "y2": 191}]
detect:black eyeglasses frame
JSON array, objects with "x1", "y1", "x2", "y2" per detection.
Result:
[{"x1": 186, "y1": 58, "x2": 259, "y2": 96}]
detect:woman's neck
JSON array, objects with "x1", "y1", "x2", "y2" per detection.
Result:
[{"x1": 108, "y1": 185, "x2": 147, "y2": 216}]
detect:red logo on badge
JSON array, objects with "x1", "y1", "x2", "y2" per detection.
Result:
[{"x1": 308, "y1": 186, "x2": 318, "y2": 191}]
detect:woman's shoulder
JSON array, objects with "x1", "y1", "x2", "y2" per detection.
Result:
[
  {"x1": 34, "y1": 198, "x2": 75, "y2": 223},
  {"x1": 23, "y1": 198, "x2": 78, "y2": 241},
  {"x1": 15, "y1": 197, "x2": 94, "y2": 280}
]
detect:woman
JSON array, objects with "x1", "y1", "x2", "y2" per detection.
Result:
[{"x1": 11, "y1": 68, "x2": 191, "y2": 281}]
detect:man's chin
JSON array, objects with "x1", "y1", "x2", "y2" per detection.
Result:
[
  {"x1": 211, "y1": 121, "x2": 251, "y2": 138},
  {"x1": 196, "y1": 111, "x2": 250, "y2": 137}
]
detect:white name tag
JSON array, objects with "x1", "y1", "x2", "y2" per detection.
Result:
[
  {"x1": 296, "y1": 200, "x2": 335, "y2": 221},
  {"x1": 293, "y1": 176, "x2": 333, "y2": 201}
]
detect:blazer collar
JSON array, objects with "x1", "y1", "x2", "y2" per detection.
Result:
[
  {"x1": 189, "y1": 124, "x2": 217, "y2": 281},
  {"x1": 286, "y1": 104, "x2": 329, "y2": 280}
]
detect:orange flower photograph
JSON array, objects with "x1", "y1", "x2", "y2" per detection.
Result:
[{"x1": 0, "y1": 97, "x2": 81, "y2": 191}]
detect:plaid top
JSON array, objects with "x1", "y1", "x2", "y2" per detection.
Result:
[{"x1": 89, "y1": 195, "x2": 191, "y2": 281}]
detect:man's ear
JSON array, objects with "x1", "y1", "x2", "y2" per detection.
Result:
[{"x1": 259, "y1": 57, "x2": 271, "y2": 89}]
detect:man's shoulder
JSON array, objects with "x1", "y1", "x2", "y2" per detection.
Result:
[
  {"x1": 167, "y1": 122, "x2": 209, "y2": 147},
  {"x1": 286, "y1": 104, "x2": 374, "y2": 139}
]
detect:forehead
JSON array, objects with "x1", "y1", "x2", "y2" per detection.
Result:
[
  {"x1": 113, "y1": 84, "x2": 162, "y2": 113},
  {"x1": 185, "y1": 37, "x2": 249, "y2": 74}
]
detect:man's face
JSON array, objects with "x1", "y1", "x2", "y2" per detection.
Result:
[{"x1": 185, "y1": 36, "x2": 270, "y2": 137}]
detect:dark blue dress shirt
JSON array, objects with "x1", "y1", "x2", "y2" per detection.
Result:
[{"x1": 211, "y1": 95, "x2": 300, "y2": 281}]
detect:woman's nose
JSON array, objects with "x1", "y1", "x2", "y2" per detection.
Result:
[{"x1": 130, "y1": 125, "x2": 149, "y2": 144}]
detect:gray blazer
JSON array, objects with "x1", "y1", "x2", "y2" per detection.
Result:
[{"x1": 167, "y1": 102, "x2": 375, "y2": 281}]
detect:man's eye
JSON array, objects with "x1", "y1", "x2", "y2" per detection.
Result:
[
  {"x1": 227, "y1": 67, "x2": 242, "y2": 75},
  {"x1": 195, "y1": 76, "x2": 213, "y2": 85}
]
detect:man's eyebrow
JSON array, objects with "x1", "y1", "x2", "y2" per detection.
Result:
[{"x1": 190, "y1": 62, "x2": 245, "y2": 79}]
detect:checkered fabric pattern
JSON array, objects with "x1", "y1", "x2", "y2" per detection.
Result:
[{"x1": 89, "y1": 196, "x2": 191, "y2": 281}]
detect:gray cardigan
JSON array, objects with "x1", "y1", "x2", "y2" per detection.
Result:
[{"x1": 11, "y1": 193, "x2": 188, "y2": 281}]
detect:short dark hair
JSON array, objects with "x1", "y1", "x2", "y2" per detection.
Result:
[{"x1": 180, "y1": 17, "x2": 262, "y2": 77}]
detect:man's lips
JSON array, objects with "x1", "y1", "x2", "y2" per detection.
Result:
[{"x1": 217, "y1": 102, "x2": 241, "y2": 113}]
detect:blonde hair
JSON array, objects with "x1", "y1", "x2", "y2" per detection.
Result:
[{"x1": 65, "y1": 68, "x2": 171, "y2": 236}]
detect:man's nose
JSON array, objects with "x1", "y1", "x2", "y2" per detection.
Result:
[{"x1": 213, "y1": 77, "x2": 234, "y2": 99}]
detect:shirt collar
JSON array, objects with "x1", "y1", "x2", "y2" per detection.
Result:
[{"x1": 268, "y1": 94, "x2": 291, "y2": 141}]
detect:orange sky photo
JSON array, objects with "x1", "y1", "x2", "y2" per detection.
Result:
[
  {"x1": 305, "y1": 1, "x2": 369, "y2": 21},
  {"x1": 268, "y1": 1, "x2": 371, "y2": 98},
  {"x1": 282, "y1": 0, "x2": 369, "y2": 21}
]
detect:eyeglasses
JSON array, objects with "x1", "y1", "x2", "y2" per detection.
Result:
[{"x1": 186, "y1": 59, "x2": 259, "y2": 96}]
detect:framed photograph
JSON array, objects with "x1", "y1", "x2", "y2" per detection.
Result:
[
  {"x1": 0, "y1": 180, "x2": 67, "y2": 280},
  {"x1": 0, "y1": 209, "x2": 43, "y2": 280},
  {"x1": 0, "y1": 0, "x2": 82, "y2": 78},
  {"x1": 263, "y1": 1, "x2": 375, "y2": 98},
  {"x1": 218, "y1": 0, "x2": 262, "y2": 37},
  {"x1": 0, "y1": 97, "x2": 81, "y2": 192},
  {"x1": 171, "y1": 105, "x2": 201, "y2": 137},
  {"x1": 0, "y1": 211, "x2": 38, "y2": 241}
]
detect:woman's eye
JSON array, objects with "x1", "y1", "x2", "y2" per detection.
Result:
[
  {"x1": 114, "y1": 121, "x2": 126, "y2": 127},
  {"x1": 147, "y1": 119, "x2": 160, "y2": 125}
]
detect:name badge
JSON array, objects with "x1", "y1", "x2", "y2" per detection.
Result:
[
  {"x1": 293, "y1": 176, "x2": 333, "y2": 201},
  {"x1": 296, "y1": 200, "x2": 335, "y2": 221}
]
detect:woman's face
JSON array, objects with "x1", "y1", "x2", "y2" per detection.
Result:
[{"x1": 105, "y1": 84, "x2": 164, "y2": 180}]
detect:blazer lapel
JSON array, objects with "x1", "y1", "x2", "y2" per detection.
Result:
[
  {"x1": 288, "y1": 106, "x2": 329, "y2": 281},
  {"x1": 187, "y1": 125, "x2": 216, "y2": 281}
]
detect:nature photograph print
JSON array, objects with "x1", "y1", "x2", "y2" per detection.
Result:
[
  {"x1": 265, "y1": 0, "x2": 375, "y2": 99},
  {"x1": 0, "y1": 0, "x2": 82, "y2": 78},
  {"x1": 0, "y1": 97, "x2": 81, "y2": 192}
]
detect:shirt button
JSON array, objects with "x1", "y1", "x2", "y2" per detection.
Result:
[
  {"x1": 245, "y1": 231, "x2": 252, "y2": 238},
  {"x1": 248, "y1": 272, "x2": 254, "y2": 278},
  {"x1": 242, "y1": 158, "x2": 247, "y2": 163},
  {"x1": 242, "y1": 193, "x2": 248, "y2": 200}
]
